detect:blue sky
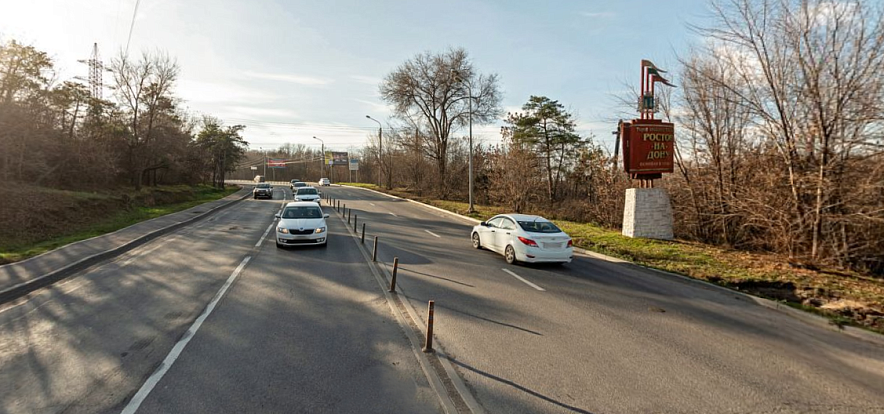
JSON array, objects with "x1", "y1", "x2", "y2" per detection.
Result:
[{"x1": 0, "y1": 0, "x2": 710, "y2": 154}]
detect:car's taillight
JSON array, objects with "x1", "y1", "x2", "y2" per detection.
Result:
[
  {"x1": 567, "y1": 239, "x2": 573, "y2": 247},
  {"x1": 518, "y1": 236, "x2": 538, "y2": 247}
]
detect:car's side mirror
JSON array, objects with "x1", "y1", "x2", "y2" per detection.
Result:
[
  {"x1": 323, "y1": 214, "x2": 330, "y2": 219},
  {"x1": 479, "y1": 221, "x2": 486, "y2": 227},
  {"x1": 274, "y1": 214, "x2": 280, "y2": 219}
]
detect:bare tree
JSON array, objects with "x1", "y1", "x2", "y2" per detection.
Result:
[
  {"x1": 109, "y1": 50, "x2": 180, "y2": 190},
  {"x1": 685, "y1": 0, "x2": 884, "y2": 266},
  {"x1": 379, "y1": 47, "x2": 501, "y2": 195}
]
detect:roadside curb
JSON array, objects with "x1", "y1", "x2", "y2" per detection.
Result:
[
  {"x1": 0, "y1": 187, "x2": 252, "y2": 305},
  {"x1": 342, "y1": 185, "x2": 884, "y2": 348},
  {"x1": 340, "y1": 185, "x2": 481, "y2": 225}
]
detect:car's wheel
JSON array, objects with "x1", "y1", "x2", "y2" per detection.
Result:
[
  {"x1": 275, "y1": 241, "x2": 282, "y2": 248},
  {"x1": 253, "y1": 195, "x2": 257, "y2": 199},
  {"x1": 472, "y1": 232, "x2": 482, "y2": 249},
  {"x1": 321, "y1": 240, "x2": 328, "y2": 248},
  {"x1": 505, "y1": 245, "x2": 517, "y2": 264}
]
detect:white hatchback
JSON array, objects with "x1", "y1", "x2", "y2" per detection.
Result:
[
  {"x1": 275, "y1": 202, "x2": 330, "y2": 247},
  {"x1": 471, "y1": 214, "x2": 573, "y2": 264}
]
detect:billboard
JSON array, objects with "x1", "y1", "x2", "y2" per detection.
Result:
[
  {"x1": 325, "y1": 151, "x2": 349, "y2": 166},
  {"x1": 349, "y1": 159, "x2": 359, "y2": 171},
  {"x1": 621, "y1": 119, "x2": 674, "y2": 175},
  {"x1": 268, "y1": 159, "x2": 286, "y2": 168}
]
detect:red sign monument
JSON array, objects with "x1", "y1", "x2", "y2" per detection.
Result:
[{"x1": 620, "y1": 60, "x2": 676, "y2": 182}]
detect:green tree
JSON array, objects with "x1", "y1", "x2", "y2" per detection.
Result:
[
  {"x1": 505, "y1": 96, "x2": 584, "y2": 202},
  {"x1": 195, "y1": 117, "x2": 248, "y2": 189}
]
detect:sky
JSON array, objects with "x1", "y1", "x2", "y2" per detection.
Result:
[{"x1": 0, "y1": 0, "x2": 712, "y2": 154}]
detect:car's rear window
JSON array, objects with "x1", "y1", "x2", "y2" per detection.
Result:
[
  {"x1": 256, "y1": 184, "x2": 270, "y2": 188},
  {"x1": 297, "y1": 188, "x2": 318, "y2": 195},
  {"x1": 294, "y1": 182, "x2": 307, "y2": 187},
  {"x1": 281, "y1": 207, "x2": 322, "y2": 219},
  {"x1": 517, "y1": 220, "x2": 562, "y2": 233}
]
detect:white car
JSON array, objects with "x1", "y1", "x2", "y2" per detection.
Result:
[
  {"x1": 319, "y1": 178, "x2": 330, "y2": 186},
  {"x1": 471, "y1": 214, "x2": 573, "y2": 264},
  {"x1": 294, "y1": 186, "x2": 321, "y2": 203},
  {"x1": 275, "y1": 202, "x2": 329, "y2": 247}
]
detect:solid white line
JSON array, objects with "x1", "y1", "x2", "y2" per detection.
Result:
[
  {"x1": 256, "y1": 221, "x2": 275, "y2": 247},
  {"x1": 120, "y1": 256, "x2": 252, "y2": 414},
  {"x1": 502, "y1": 268, "x2": 545, "y2": 291},
  {"x1": 389, "y1": 212, "x2": 397, "y2": 217},
  {"x1": 369, "y1": 202, "x2": 376, "y2": 206},
  {"x1": 424, "y1": 229, "x2": 441, "y2": 238}
]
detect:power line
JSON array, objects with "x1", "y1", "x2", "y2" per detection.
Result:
[{"x1": 125, "y1": 0, "x2": 140, "y2": 57}]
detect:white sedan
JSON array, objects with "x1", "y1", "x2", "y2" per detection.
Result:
[
  {"x1": 471, "y1": 214, "x2": 573, "y2": 264},
  {"x1": 275, "y1": 202, "x2": 330, "y2": 247}
]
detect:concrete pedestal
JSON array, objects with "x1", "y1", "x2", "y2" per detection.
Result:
[{"x1": 622, "y1": 188, "x2": 674, "y2": 240}]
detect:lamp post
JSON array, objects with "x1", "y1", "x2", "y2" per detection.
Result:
[
  {"x1": 366, "y1": 115, "x2": 382, "y2": 187},
  {"x1": 313, "y1": 136, "x2": 324, "y2": 181},
  {"x1": 452, "y1": 71, "x2": 475, "y2": 213},
  {"x1": 260, "y1": 147, "x2": 266, "y2": 177}
]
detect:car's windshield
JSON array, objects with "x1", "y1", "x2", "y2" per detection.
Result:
[
  {"x1": 281, "y1": 207, "x2": 323, "y2": 219},
  {"x1": 297, "y1": 188, "x2": 318, "y2": 195},
  {"x1": 256, "y1": 184, "x2": 270, "y2": 188},
  {"x1": 517, "y1": 220, "x2": 562, "y2": 233},
  {"x1": 294, "y1": 182, "x2": 307, "y2": 187}
]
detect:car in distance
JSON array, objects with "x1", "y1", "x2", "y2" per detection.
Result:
[
  {"x1": 290, "y1": 179, "x2": 300, "y2": 188},
  {"x1": 275, "y1": 202, "x2": 329, "y2": 248},
  {"x1": 294, "y1": 186, "x2": 321, "y2": 203},
  {"x1": 319, "y1": 178, "x2": 330, "y2": 186},
  {"x1": 254, "y1": 175, "x2": 265, "y2": 183},
  {"x1": 471, "y1": 214, "x2": 572, "y2": 265},
  {"x1": 253, "y1": 183, "x2": 273, "y2": 199},
  {"x1": 291, "y1": 181, "x2": 308, "y2": 191}
]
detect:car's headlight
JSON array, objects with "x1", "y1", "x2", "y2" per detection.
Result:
[
  {"x1": 314, "y1": 227, "x2": 326, "y2": 233},
  {"x1": 277, "y1": 227, "x2": 289, "y2": 234}
]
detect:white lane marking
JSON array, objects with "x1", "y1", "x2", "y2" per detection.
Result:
[
  {"x1": 369, "y1": 202, "x2": 376, "y2": 206},
  {"x1": 255, "y1": 205, "x2": 283, "y2": 248},
  {"x1": 389, "y1": 212, "x2": 397, "y2": 217},
  {"x1": 424, "y1": 230, "x2": 441, "y2": 238},
  {"x1": 502, "y1": 268, "x2": 545, "y2": 291},
  {"x1": 121, "y1": 256, "x2": 252, "y2": 414}
]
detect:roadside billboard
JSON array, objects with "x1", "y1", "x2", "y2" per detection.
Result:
[
  {"x1": 349, "y1": 159, "x2": 359, "y2": 171},
  {"x1": 325, "y1": 151, "x2": 349, "y2": 166},
  {"x1": 268, "y1": 159, "x2": 286, "y2": 168}
]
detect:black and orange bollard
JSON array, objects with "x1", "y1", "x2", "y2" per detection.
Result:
[
  {"x1": 423, "y1": 300, "x2": 434, "y2": 353},
  {"x1": 389, "y1": 257, "x2": 399, "y2": 292}
]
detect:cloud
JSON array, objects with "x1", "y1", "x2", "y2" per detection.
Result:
[
  {"x1": 349, "y1": 75, "x2": 382, "y2": 85},
  {"x1": 352, "y1": 98, "x2": 392, "y2": 114},
  {"x1": 221, "y1": 106, "x2": 299, "y2": 119},
  {"x1": 177, "y1": 79, "x2": 279, "y2": 104},
  {"x1": 243, "y1": 71, "x2": 333, "y2": 86}
]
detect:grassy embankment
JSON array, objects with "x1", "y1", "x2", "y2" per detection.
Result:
[
  {"x1": 338, "y1": 182, "x2": 884, "y2": 334},
  {"x1": 0, "y1": 184, "x2": 239, "y2": 264}
]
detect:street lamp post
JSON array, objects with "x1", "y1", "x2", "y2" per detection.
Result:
[
  {"x1": 452, "y1": 71, "x2": 475, "y2": 213},
  {"x1": 261, "y1": 147, "x2": 266, "y2": 177},
  {"x1": 313, "y1": 136, "x2": 324, "y2": 182},
  {"x1": 366, "y1": 115, "x2": 382, "y2": 187}
]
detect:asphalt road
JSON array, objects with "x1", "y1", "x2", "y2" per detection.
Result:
[
  {"x1": 0, "y1": 185, "x2": 441, "y2": 414},
  {"x1": 2, "y1": 182, "x2": 884, "y2": 414},
  {"x1": 320, "y1": 185, "x2": 884, "y2": 414}
]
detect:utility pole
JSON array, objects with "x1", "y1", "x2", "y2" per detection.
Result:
[
  {"x1": 313, "y1": 136, "x2": 324, "y2": 181},
  {"x1": 366, "y1": 115, "x2": 382, "y2": 187},
  {"x1": 261, "y1": 147, "x2": 266, "y2": 177},
  {"x1": 451, "y1": 70, "x2": 475, "y2": 213}
]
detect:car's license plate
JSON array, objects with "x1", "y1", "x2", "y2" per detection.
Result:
[{"x1": 544, "y1": 242, "x2": 562, "y2": 249}]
